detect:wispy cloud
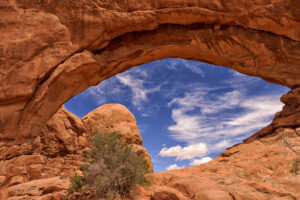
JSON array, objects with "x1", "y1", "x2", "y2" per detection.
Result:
[
  {"x1": 190, "y1": 157, "x2": 212, "y2": 166},
  {"x1": 86, "y1": 79, "x2": 125, "y2": 105},
  {"x1": 116, "y1": 73, "x2": 161, "y2": 109},
  {"x1": 66, "y1": 58, "x2": 289, "y2": 172},
  {"x1": 159, "y1": 143, "x2": 208, "y2": 161},
  {"x1": 84, "y1": 58, "x2": 206, "y2": 112},
  {"x1": 163, "y1": 58, "x2": 205, "y2": 76},
  {"x1": 178, "y1": 59, "x2": 205, "y2": 76},
  {"x1": 166, "y1": 164, "x2": 185, "y2": 171},
  {"x1": 85, "y1": 68, "x2": 162, "y2": 110},
  {"x1": 167, "y1": 84, "x2": 285, "y2": 153}
]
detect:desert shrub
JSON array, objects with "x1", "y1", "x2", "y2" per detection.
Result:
[
  {"x1": 67, "y1": 173, "x2": 85, "y2": 197},
  {"x1": 290, "y1": 157, "x2": 300, "y2": 175},
  {"x1": 66, "y1": 131, "x2": 150, "y2": 199}
]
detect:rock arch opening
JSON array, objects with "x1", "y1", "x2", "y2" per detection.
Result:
[
  {"x1": 1, "y1": 0, "x2": 300, "y2": 198},
  {"x1": 64, "y1": 58, "x2": 289, "y2": 172},
  {"x1": 1, "y1": 17, "x2": 299, "y2": 140}
]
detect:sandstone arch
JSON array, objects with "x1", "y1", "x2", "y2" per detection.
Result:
[
  {"x1": 1, "y1": 1, "x2": 300, "y2": 199},
  {"x1": 0, "y1": 0, "x2": 299, "y2": 141}
]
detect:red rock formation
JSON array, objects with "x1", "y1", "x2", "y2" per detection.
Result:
[
  {"x1": 0, "y1": 104, "x2": 152, "y2": 200},
  {"x1": 131, "y1": 88, "x2": 300, "y2": 200},
  {"x1": 0, "y1": 0, "x2": 300, "y2": 199},
  {"x1": 1, "y1": 94, "x2": 299, "y2": 200},
  {"x1": 0, "y1": 0, "x2": 299, "y2": 139},
  {"x1": 137, "y1": 129, "x2": 300, "y2": 199},
  {"x1": 82, "y1": 104, "x2": 153, "y2": 172},
  {"x1": 246, "y1": 88, "x2": 300, "y2": 142},
  {"x1": 39, "y1": 90, "x2": 300, "y2": 200},
  {"x1": 82, "y1": 104, "x2": 143, "y2": 145}
]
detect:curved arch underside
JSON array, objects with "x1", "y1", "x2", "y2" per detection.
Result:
[
  {"x1": 0, "y1": 0, "x2": 299, "y2": 140},
  {"x1": 1, "y1": 1, "x2": 300, "y2": 199}
]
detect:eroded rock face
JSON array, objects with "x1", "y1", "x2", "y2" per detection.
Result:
[
  {"x1": 131, "y1": 88, "x2": 300, "y2": 200},
  {"x1": 136, "y1": 128, "x2": 300, "y2": 200},
  {"x1": 0, "y1": 104, "x2": 153, "y2": 200},
  {"x1": 0, "y1": 0, "x2": 299, "y2": 139},
  {"x1": 0, "y1": 0, "x2": 300, "y2": 199}
]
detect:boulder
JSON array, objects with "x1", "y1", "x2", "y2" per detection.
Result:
[{"x1": 82, "y1": 104, "x2": 143, "y2": 145}]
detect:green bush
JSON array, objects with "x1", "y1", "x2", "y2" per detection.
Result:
[
  {"x1": 290, "y1": 158, "x2": 300, "y2": 175},
  {"x1": 66, "y1": 131, "x2": 150, "y2": 199},
  {"x1": 67, "y1": 173, "x2": 85, "y2": 196}
]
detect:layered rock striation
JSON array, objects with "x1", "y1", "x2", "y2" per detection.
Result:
[
  {"x1": 0, "y1": 104, "x2": 152, "y2": 200},
  {"x1": 0, "y1": 0, "x2": 299, "y2": 139},
  {"x1": 0, "y1": 0, "x2": 300, "y2": 199}
]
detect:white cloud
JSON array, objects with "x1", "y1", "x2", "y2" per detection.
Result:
[
  {"x1": 159, "y1": 143, "x2": 208, "y2": 161},
  {"x1": 117, "y1": 74, "x2": 147, "y2": 104},
  {"x1": 225, "y1": 97, "x2": 283, "y2": 126},
  {"x1": 81, "y1": 58, "x2": 287, "y2": 157},
  {"x1": 85, "y1": 68, "x2": 162, "y2": 109},
  {"x1": 190, "y1": 157, "x2": 212, "y2": 166},
  {"x1": 152, "y1": 58, "x2": 205, "y2": 76},
  {"x1": 86, "y1": 79, "x2": 124, "y2": 105},
  {"x1": 166, "y1": 164, "x2": 185, "y2": 171},
  {"x1": 180, "y1": 59, "x2": 205, "y2": 76},
  {"x1": 116, "y1": 73, "x2": 161, "y2": 109},
  {"x1": 214, "y1": 140, "x2": 230, "y2": 150},
  {"x1": 167, "y1": 86, "x2": 285, "y2": 153}
]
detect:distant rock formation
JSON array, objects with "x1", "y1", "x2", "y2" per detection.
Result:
[{"x1": 0, "y1": 104, "x2": 153, "y2": 199}]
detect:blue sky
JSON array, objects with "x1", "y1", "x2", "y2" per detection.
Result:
[{"x1": 65, "y1": 58, "x2": 289, "y2": 172}]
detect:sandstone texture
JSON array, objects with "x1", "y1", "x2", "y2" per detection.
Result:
[
  {"x1": 0, "y1": 0, "x2": 300, "y2": 199},
  {"x1": 82, "y1": 104, "x2": 153, "y2": 172},
  {"x1": 136, "y1": 128, "x2": 300, "y2": 200},
  {"x1": 68, "y1": 89, "x2": 300, "y2": 200},
  {"x1": 82, "y1": 104, "x2": 143, "y2": 145},
  {"x1": 0, "y1": 104, "x2": 152, "y2": 200},
  {"x1": 130, "y1": 89, "x2": 300, "y2": 200},
  {"x1": 0, "y1": 0, "x2": 299, "y2": 139}
]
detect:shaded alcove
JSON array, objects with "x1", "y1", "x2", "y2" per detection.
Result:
[{"x1": 64, "y1": 58, "x2": 289, "y2": 172}]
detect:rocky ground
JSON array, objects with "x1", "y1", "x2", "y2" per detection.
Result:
[
  {"x1": 130, "y1": 88, "x2": 300, "y2": 200},
  {"x1": 0, "y1": 0, "x2": 299, "y2": 199},
  {"x1": 0, "y1": 104, "x2": 152, "y2": 200},
  {"x1": 1, "y1": 89, "x2": 300, "y2": 200}
]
